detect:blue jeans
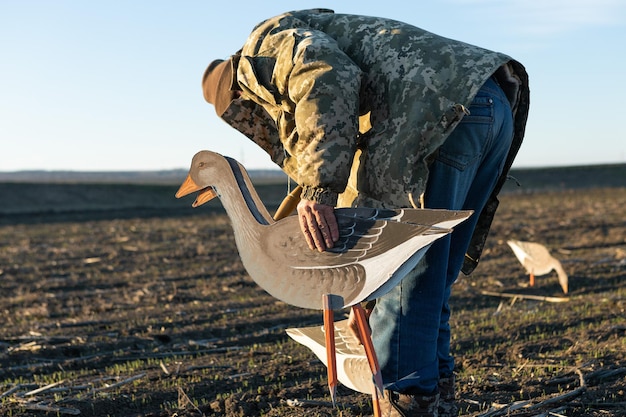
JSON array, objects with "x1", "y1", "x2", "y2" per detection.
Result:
[{"x1": 370, "y1": 77, "x2": 514, "y2": 394}]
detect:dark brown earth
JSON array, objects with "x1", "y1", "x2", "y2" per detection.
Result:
[{"x1": 1, "y1": 175, "x2": 625, "y2": 416}]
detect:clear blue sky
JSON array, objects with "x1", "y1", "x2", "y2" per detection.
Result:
[{"x1": 1, "y1": 1, "x2": 625, "y2": 172}]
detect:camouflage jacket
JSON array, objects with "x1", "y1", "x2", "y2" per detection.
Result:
[{"x1": 218, "y1": 9, "x2": 530, "y2": 273}]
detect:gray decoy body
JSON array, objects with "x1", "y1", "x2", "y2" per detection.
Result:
[
  {"x1": 507, "y1": 239, "x2": 569, "y2": 294},
  {"x1": 177, "y1": 150, "x2": 473, "y2": 310}
]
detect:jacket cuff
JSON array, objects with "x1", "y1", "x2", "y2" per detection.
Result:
[{"x1": 301, "y1": 185, "x2": 338, "y2": 207}]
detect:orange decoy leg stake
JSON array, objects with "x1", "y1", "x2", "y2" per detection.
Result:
[
  {"x1": 352, "y1": 303, "x2": 383, "y2": 417},
  {"x1": 323, "y1": 294, "x2": 343, "y2": 406}
]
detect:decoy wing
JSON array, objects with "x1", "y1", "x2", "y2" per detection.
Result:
[
  {"x1": 336, "y1": 207, "x2": 473, "y2": 230},
  {"x1": 252, "y1": 214, "x2": 454, "y2": 309}
]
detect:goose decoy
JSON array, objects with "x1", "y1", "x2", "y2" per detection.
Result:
[
  {"x1": 176, "y1": 150, "x2": 473, "y2": 409},
  {"x1": 286, "y1": 318, "x2": 373, "y2": 394},
  {"x1": 176, "y1": 150, "x2": 473, "y2": 310},
  {"x1": 507, "y1": 239, "x2": 569, "y2": 294}
]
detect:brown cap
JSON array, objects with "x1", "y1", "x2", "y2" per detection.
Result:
[{"x1": 202, "y1": 58, "x2": 235, "y2": 116}]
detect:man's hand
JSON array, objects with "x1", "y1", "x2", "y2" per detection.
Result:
[
  {"x1": 297, "y1": 199, "x2": 339, "y2": 251},
  {"x1": 348, "y1": 304, "x2": 374, "y2": 345}
]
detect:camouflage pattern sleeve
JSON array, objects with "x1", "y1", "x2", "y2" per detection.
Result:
[
  {"x1": 220, "y1": 98, "x2": 284, "y2": 167},
  {"x1": 238, "y1": 15, "x2": 363, "y2": 206}
]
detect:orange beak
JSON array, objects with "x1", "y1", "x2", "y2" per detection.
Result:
[{"x1": 175, "y1": 174, "x2": 218, "y2": 207}]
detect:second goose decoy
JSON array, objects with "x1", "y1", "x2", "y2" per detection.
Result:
[
  {"x1": 286, "y1": 318, "x2": 373, "y2": 394},
  {"x1": 507, "y1": 239, "x2": 569, "y2": 294}
]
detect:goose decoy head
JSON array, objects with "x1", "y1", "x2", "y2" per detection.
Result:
[{"x1": 175, "y1": 151, "x2": 220, "y2": 207}]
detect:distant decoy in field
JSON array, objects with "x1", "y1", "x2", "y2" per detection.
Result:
[
  {"x1": 507, "y1": 239, "x2": 569, "y2": 294},
  {"x1": 175, "y1": 150, "x2": 472, "y2": 410}
]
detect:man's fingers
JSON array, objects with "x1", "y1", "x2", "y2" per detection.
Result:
[
  {"x1": 297, "y1": 200, "x2": 337, "y2": 252},
  {"x1": 299, "y1": 213, "x2": 316, "y2": 251},
  {"x1": 308, "y1": 217, "x2": 325, "y2": 251},
  {"x1": 325, "y1": 211, "x2": 340, "y2": 243},
  {"x1": 314, "y1": 213, "x2": 334, "y2": 249},
  {"x1": 299, "y1": 210, "x2": 326, "y2": 251}
]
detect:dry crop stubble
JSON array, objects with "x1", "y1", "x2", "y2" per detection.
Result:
[{"x1": 0, "y1": 185, "x2": 624, "y2": 416}]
